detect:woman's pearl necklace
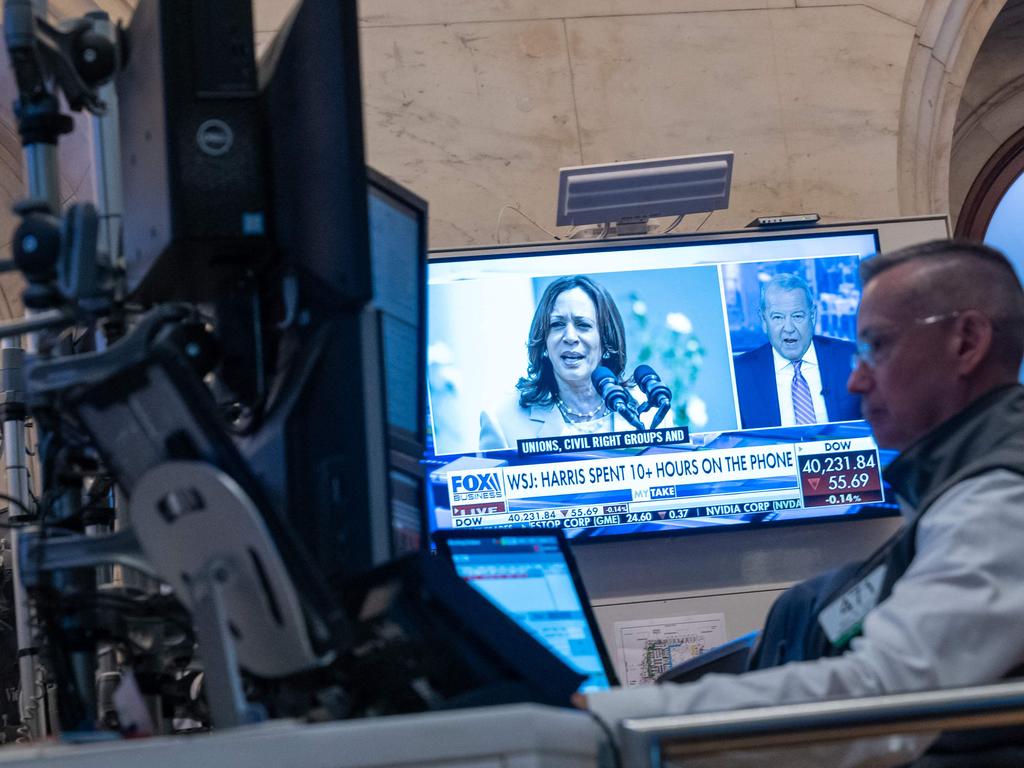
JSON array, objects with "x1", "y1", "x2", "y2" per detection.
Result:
[{"x1": 555, "y1": 395, "x2": 607, "y2": 421}]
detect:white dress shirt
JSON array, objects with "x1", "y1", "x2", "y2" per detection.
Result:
[{"x1": 774, "y1": 341, "x2": 827, "y2": 426}]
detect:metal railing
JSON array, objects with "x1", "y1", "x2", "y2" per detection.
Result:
[{"x1": 619, "y1": 679, "x2": 1024, "y2": 767}]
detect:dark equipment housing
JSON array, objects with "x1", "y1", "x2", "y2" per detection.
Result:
[
  {"x1": 339, "y1": 554, "x2": 586, "y2": 715},
  {"x1": 117, "y1": 0, "x2": 273, "y2": 302},
  {"x1": 3, "y1": 0, "x2": 579, "y2": 732},
  {"x1": 117, "y1": 0, "x2": 397, "y2": 592}
]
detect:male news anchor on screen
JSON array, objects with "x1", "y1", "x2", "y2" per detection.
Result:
[
  {"x1": 733, "y1": 272, "x2": 859, "y2": 429},
  {"x1": 479, "y1": 275, "x2": 668, "y2": 450}
]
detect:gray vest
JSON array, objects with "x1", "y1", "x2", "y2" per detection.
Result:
[
  {"x1": 752, "y1": 384, "x2": 1024, "y2": 664},
  {"x1": 749, "y1": 385, "x2": 1024, "y2": 757}
]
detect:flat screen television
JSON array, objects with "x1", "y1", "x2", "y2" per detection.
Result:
[{"x1": 424, "y1": 216, "x2": 948, "y2": 542}]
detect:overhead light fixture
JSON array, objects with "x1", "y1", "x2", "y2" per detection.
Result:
[{"x1": 555, "y1": 152, "x2": 734, "y2": 231}]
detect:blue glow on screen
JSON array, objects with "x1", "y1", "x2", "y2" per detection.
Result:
[{"x1": 447, "y1": 535, "x2": 609, "y2": 692}]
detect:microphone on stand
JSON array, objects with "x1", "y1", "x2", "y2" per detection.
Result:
[
  {"x1": 591, "y1": 366, "x2": 645, "y2": 430},
  {"x1": 633, "y1": 364, "x2": 673, "y2": 429}
]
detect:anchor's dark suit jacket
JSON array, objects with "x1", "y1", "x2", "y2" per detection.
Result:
[{"x1": 733, "y1": 336, "x2": 861, "y2": 429}]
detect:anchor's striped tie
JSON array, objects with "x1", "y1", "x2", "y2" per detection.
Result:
[{"x1": 792, "y1": 359, "x2": 816, "y2": 425}]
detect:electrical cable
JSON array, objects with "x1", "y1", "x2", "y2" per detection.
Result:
[
  {"x1": 495, "y1": 204, "x2": 562, "y2": 244},
  {"x1": 14, "y1": 664, "x2": 45, "y2": 744},
  {"x1": 660, "y1": 214, "x2": 684, "y2": 234},
  {"x1": 586, "y1": 708, "x2": 623, "y2": 768},
  {"x1": 0, "y1": 492, "x2": 34, "y2": 520},
  {"x1": 694, "y1": 210, "x2": 715, "y2": 232},
  {"x1": 33, "y1": 592, "x2": 194, "y2": 640},
  {"x1": 659, "y1": 210, "x2": 714, "y2": 236}
]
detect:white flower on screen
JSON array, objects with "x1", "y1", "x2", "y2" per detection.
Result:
[
  {"x1": 428, "y1": 341, "x2": 454, "y2": 365},
  {"x1": 632, "y1": 299, "x2": 648, "y2": 317},
  {"x1": 665, "y1": 312, "x2": 693, "y2": 335},
  {"x1": 687, "y1": 395, "x2": 708, "y2": 427}
]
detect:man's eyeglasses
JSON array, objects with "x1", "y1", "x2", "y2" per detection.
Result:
[{"x1": 853, "y1": 310, "x2": 964, "y2": 370}]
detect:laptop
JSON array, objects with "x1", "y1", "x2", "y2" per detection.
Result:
[{"x1": 433, "y1": 528, "x2": 618, "y2": 693}]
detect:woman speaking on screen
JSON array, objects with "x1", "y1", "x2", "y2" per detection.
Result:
[{"x1": 479, "y1": 275, "x2": 667, "y2": 451}]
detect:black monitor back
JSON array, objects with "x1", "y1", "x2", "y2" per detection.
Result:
[
  {"x1": 259, "y1": 0, "x2": 371, "y2": 311},
  {"x1": 119, "y1": 0, "x2": 404, "y2": 588},
  {"x1": 340, "y1": 553, "x2": 586, "y2": 714},
  {"x1": 367, "y1": 168, "x2": 429, "y2": 556},
  {"x1": 117, "y1": 0, "x2": 272, "y2": 302},
  {"x1": 240, "y1": 1, "x2": 397, "y2": 585}
]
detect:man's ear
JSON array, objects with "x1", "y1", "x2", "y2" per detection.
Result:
[{"x1": 953, "y1": 310, "x2": 994, "y2": 376}]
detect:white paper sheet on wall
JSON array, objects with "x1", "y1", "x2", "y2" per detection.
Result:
[{"x1": 614, "y1": 613, "x2": 727, "y2": 686}]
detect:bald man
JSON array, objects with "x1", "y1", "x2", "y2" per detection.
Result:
[{"x1": 582, "y1": 240, "x2": 1024, "y2": 767}]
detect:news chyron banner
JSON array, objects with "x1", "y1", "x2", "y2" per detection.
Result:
[{"x1": 445, "y1": 437, "x2": 883, "y2": 532}]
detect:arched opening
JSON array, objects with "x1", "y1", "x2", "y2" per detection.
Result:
[
  {"x1": 948, "y1": 0, "x2": 1024, "y2": 268},
  {"x1": 956, "y1": 126, "x2": 1024, "y2": 251},
  {"x1": 897, "y1": 0, "x2": 1009, "y2": 217}
]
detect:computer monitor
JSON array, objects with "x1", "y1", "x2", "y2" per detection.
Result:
[
  {"x1": 259, "y1": 0, "x2": 371, "y2": 310},
  {"x1": 367, "y1": 169, "x2": 428, "y2": 449},
  {"x1": 434, "y1": 528, "x2": 617, "y2": 693},
  {"x1": 106, "y1": 0, "x2": 439, "y2": 648},
  {"x1": 237, "y1": 0, "x2": 393, "y2": 588},
  {"x1": 21, "y1": 0, "x2": 429, "y2": 726},
  {"x1": 425, "y1": 216, "x2": 949, "y2": 542},
  {"x1": 367, "y1": 167, "x2": 429, "y2": 555},
  {"x1": 100, "y1": 0, "x2": 388, "y2": 679}
]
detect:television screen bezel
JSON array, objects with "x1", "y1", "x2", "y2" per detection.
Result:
[{"x1": 424, "y1": 215, "x2": 948, "y2": 545}]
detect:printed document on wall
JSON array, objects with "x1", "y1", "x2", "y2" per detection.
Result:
[{"x1": 614, "y1": 613, "x2": 726, "y2": 686}]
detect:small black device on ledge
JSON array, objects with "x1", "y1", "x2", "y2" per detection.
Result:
[{"x1": 747, "y1": 213, "x2": 820, "y2": 228}]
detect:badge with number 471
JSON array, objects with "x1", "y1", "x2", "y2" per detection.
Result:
[{"x1": 818, "y1": 565, "x2": 887, "y2": 648}]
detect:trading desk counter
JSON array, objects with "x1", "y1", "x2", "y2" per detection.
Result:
[{"x1": 0, "y1": 704, "x2": 603, "y2": 768}]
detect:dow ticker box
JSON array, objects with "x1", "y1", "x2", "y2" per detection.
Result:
[{"x1": 796, "y1": 439, "x2": 884, "y2": 508}]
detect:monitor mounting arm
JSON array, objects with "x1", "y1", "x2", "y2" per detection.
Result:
[{"x1": 3, "y1": 1, "x2": 124, "y2": 312}]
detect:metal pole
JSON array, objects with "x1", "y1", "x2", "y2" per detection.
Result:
[
  {"x1": 23, "y1": 144, "x2": 59, "y2": 213},
  {"x1": 88, "y1": 59, "x2": 124, "y2": 727},
  {"x1": 1, "y1": 343, "x2": 43, "y2": 740},
  {"x1": 90, "y1": 66, "x2": 122, "y2": 269},
  {"x1": 5, "y1": 0, "x2": 52, "y2": 737}
]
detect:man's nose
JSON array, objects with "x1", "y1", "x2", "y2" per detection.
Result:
[{"x1": 847, "y1": 357, "x2": 871, "y2": 394}]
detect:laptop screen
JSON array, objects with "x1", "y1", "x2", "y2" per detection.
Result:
[{"x1": 436, "y1": 531, "x2": 613, "y2": 693}]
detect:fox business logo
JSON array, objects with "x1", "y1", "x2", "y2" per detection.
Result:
[{"x1": 449, "y1": 471, "x2": 504, "y2": 503}]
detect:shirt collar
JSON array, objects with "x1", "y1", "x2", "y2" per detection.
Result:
[
  {"x1": 771, "y1": 339, "x2": 818, "y2": 374},
  {"x1": 884, "y1": 383, "x2": 1024, "y2": 512}
]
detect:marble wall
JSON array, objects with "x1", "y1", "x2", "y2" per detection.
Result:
[
  {"x1": 1, "y1": 1, "x2": 1015, "y2": 260},
  {"x1": 358, "y1": 1, "x2": 920, "y2": 247}
]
